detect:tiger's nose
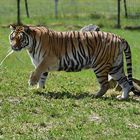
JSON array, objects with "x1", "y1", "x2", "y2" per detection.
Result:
[
  {"x1": 11, "y1": 45, "x2": 17, "y2": 49},
  {"x1": 11, "y1": 44, "x2": 18, "y2": 49},
  {"x1": 11, "y1": 45, "x2": 20, "y2": 51},
  {"x1": 10, "y1": 43, "x2": 19, "y2": 50}
]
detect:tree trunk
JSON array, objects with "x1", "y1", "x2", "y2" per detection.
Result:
[
  {"x1": 54, "y1": 0, "x2": 58, "y2": 18},
  {"x1": 124, "y1": 0, "x2": 128, "y2": 18},
  {"x1": 17, "y1": 0, "x2": 21, "y2": 25},
  {"x1": 25, "y1": 0, "x2": 30, "y2": 18},
  {"x1": 117, "y1": 0, "x2": 121, "y2": 28}
]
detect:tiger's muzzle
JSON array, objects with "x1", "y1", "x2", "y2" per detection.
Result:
[{"x1": 11, "y1": 44, "x2": 23, "y2": 51}]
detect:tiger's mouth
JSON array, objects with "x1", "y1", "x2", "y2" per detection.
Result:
[{"x1": 11, "y1": 46, "x2": 22, "y2": 51}]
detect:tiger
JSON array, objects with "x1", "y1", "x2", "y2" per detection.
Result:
[{"x1": 9, "y1": 24, "x2": 140, "y2": 100}]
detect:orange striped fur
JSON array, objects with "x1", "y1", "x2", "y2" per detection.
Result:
[{"x1": 9, "y1": 25, "x2": 139, "y2": 99}]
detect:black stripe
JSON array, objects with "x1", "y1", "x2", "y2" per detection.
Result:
[
  {"x1": 92, "y1": 32, "x2": 98, "y2": 44},
  {"x1": 94, "y1": 63, "x2": 108, "y2": 74},
  {"x1": 126, "y1": 56, "x2": 131, "y2": 59},
  {"x1": 92, "y1": 38, "x2": 102, "y2": 66},
  {"x1": 77, "y1": 52, "x2": 83, "y2": 66},
  {"x1": 124, "y1": 46, "x2": 127, "y2": 51},
  {"x1": 35, "y1": 30, "x2": 42, "y2": 54},
  {"x1": 109, "y1": 62, "x2": 123, "y2": 75},
  {"x1": 86, "y1": 35, "x2": 94, "y2": 55},
  {"x1": 70, "y1": 34, "x2": 80, "y2": 69},
  {"x1": 23, "y1": 32, "x2": 29, "y2": 47},
  {"x1": 125, "y1": 52, "x2": 131, "y2": 55},
  {"x1": 98, "y1": 80, "x2": 108, "y2": 85},
  {"x1": 42, "y1": 49, "x2": 47, "y2": 58},
  {"x1": 32, "y1": 34, "x2": 37, "y2": 58},
  {"x1": 127, "y1": 63, "x2": 132, "y2": 66},
  {"x1": 96, "y1": 75, "x2": 107, "y2": 79},
  {"x1": 43, "y1": 72, "x2": 48, "y2": 76},
  {"x1": 117, "y1": 76, "x2": 127, "y2": 84},
  {"x1": 63, "y1": 59, "x2": 68, "y2": 71},
  {"x1": 127, "y1": 67, "x2": 132, "y2": 71},
  {"x1": 79, "y1": 41, "x2": 86, "y2": 58},
  {"x1": 41, "y1": 77, "x2": 46, "y2": 80},
  {"x1": 128, "y1": 74, "x2": 132, "y2": 78}
]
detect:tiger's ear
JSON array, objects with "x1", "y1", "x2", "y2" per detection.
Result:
[
  {"x1": 24, "y1": 26, "x2": 31, "y2": 34},
  {"x1": 9, "y1": 24, "x2": 17, "y2": 30}
]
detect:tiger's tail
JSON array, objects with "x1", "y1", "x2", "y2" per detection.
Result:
[{"x1": 123, "y1": 40, "x2": 140, "y2": 95}]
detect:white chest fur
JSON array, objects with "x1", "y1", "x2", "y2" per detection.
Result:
[
  {"x1": 27, "y1": 51, "x2": 59, "y2": 71},
  {"x1": 27, "y1": 51, "x2": 41, "y2": 67}
]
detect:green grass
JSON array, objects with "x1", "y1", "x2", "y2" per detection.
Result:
[{"x1": 0, "y1": 0, "x2": 140, "y2": 139}]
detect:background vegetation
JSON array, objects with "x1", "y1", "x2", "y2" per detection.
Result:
[{"x1": 0, "y1": 0, "x2": 140, "y2": 139}]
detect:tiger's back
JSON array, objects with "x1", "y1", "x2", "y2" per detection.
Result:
[{"x1": 49, "y1": 30, "x2": 121, "y2": 72}]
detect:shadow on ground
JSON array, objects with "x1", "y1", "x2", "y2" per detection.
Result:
[
  {"x1": 34, "y1": 91, "x2": 140, "y2": 103},
  {"x1": 35, "y1": 91, "x2": 94, "y2": 100}
]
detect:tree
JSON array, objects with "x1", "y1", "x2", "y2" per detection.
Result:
[
  {"x1": 17, "y1": 0, "x2": 21, "y2": 25},
  {"x1": 117, "y1": 0, "x2": 121, "y2": 28},
  {"x1": 123, "y1": 0, "x2": 128, "y2": 18},
  {"x1": 117, "y1": 0, "x2": 128, "y2": 28},
  {"x1": 17, "y1": 0, "x2": 30, "y2": 25},
  {"x1": 54, "y1": 0, "x2": 58, "y2": 18},
  {"x1": 25, "y1": 0, "x2": 30, "y2": 18}
]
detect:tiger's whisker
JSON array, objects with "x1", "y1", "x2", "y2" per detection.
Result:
[
  {"x1": 15, "y1": 55, "x2": 25, "y2": 64},
  {"x1": 0, "y1": 50, "x2": 14, "y2": 66}
]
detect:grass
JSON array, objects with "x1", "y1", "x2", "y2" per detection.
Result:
[{"x1": 0, "y1": 0, "x2": 140, "y2": 139}]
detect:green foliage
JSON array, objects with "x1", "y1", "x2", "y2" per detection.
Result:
[{"x1": 0, "y1": 0, "x2": 140, "y2": 139}]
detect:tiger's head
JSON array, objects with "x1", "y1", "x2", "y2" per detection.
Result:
[{"x1": 9, "y1": 24, "x2": 31, "y2": 51}]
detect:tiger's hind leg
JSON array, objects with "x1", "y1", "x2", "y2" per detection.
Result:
[
  {"x1": 94, "y1": 71, "x2": 109, "y2": 98},
  {"x1": 37, "y1": 72, "x2": 48, "y2": 89},
  {"x1": 110, "y1": 70, "x2": 131, "y2": 100},
  {"x1": 109, "y1": 53, "x2": 132, "y2": 100}
]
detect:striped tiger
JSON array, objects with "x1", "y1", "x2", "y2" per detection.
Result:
[{"x1": 9, "y1": 24, "x2": 139, "y2": 100}]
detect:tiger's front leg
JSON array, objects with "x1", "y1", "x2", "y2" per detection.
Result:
[
  {"x1": 37, "y1": 72, "x2": 48, "y2": 88},
  {"x1": 29, "y1": 71, "x2": 40, "y2": 86},
  {"x1": 28, "y1": 55, "x2": 58, "y2": 87},
  {"x1": 28, "y1": 65, "x2": 46, "y2": 87},
  {"x1": 29, "y1": 71, "x2": 48, "y2": 88}
]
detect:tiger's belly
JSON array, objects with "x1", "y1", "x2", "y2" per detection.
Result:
[
  {"x1": 29, "y1": 53, "x2": 93, "y2": 72},
  {"x1": 58, "y1": 57, "x2": 92, "y2": 72}
]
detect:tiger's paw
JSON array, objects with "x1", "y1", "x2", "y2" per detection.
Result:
[
  {"x1": 37, "y1": 83, "x2": 45, "y2": 89},
  {"x1": 116, "y1": 95, "x2": 128, "y2": 100},
  {"x1": 28, "y1": 71, "x2": 39, "y2": 86}
]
